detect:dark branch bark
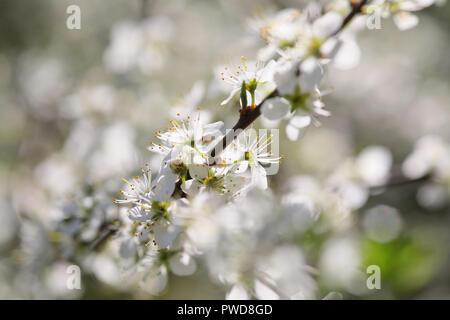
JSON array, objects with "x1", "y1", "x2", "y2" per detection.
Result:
[
  {"x1": 209, "y1": 90, "x2": 279, "y2": 158},
  {"x1": 331, "y1": 0, "x2": 369, "y2": 37},
  {"x1": 371, "y1": 172, "x2": 432, "y2": 192},
  {"x1": 140, "y1": 0, "x2": 151, "y2": 20},
  {"x1": 89, "y1": 224, "x2": 119, "y2": 251}
]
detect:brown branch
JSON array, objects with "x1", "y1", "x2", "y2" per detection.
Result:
[
  {"x1": 209, "y1": 90, "x2": 279, "y2": 158},
  {"x1": 371, "y1": 171, "x2": 432, "y2": 192},
  {"x1": 208, "y1": 0, "x2": 369, "y2": 160},
  {"x1": 331, "y1": 0, "x2": 369, "y2": 37},
  {"x1": 89, "y1": 224, "x2": 120, "y2": 251},
  {"x1": 140, "y1": 0, "x2": 151, "y2": 20}
]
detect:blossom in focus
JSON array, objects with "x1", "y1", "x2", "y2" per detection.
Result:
[
  {"x1": 219, "y1": 58, "x2": 277, "y2": 106},
  {"x1": 231, "y1": 130, "x2": 281, "y2": 190}
]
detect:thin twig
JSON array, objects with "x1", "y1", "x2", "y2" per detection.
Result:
[
  {"x1": 209, "y1": 90, "x2": 279, "y2": 158},
  {"x1": 89, "y1": 224, "x2": 120, "y2": 251},
  {"x1": 331, "y1": 0, "x2": 369, "y2": 37},
  {"x1": 371, "y1": 172, "x2": 432, "y2": 192},
  {"x1": 140, "y1": 0, "x2": 151, "y2": 20}
]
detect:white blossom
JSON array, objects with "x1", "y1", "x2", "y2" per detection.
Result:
[{"x1": 219, "y1": 58, "x2": 277, "y2": 106}]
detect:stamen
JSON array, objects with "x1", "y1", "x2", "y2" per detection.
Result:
[{"x1": 241, "y1": 56, "x2": 248, "y2": 71}]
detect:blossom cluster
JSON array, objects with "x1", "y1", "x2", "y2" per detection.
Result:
[
  {"x1": 111, "y1": 0, "x2": 440, "y2": 298},
  {"x1": 1, "y1": 0, "x2": 446, "y2": 300},
  {"x1": 219, "y1": 0, "x2": 438, "y2": 141}
]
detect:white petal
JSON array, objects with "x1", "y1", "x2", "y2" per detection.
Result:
[
  {"x1": 188, "y1": 163, "x2": 209, "y2": 179},
  {"x1": 220, "y1": 88, "x2": 240, "y2": 106},
  {"x1": 226, "y1": 284, "x2": 250, "y2": 300},
  {"x1": 152, "y1": 164, "x2": 178, "y2": 201},
  {"x1": 290, "y1": 115, "x2": 312, "y2": 128},
  {"x1": 224, "y1": 174, "x2": 250, "y2": 195},
  {"x1": 166, "y1": 144, "x2": 184, "y2": 161},
  {"x1": 399, "y1": 0, "x2": 434, "y2": 11},
  {"x1": 333, "y1": 37, "x2": 361, "y2": 70},
  {"x1": 119, "y1": 238, "x2": 137, "y2": 259},
  {"x1": 356, "y1": 146, "x2": 392, "y2": 186},
  {"x1": 181, "y1": 179, "x2": 204, "y2": 197},
  {"x1": 259, "y1": 60, "x2": 278, "y2": 82},
  {"x1": 286, "y1": 116, "x2": 311, "y2": 141},
  {"x1": 186, "y1": 217, "x2": 219, "y2": 250},
  {"x1": 153, "y1": 222, "x2": 182, "y2": 249},
  {"x1": 286, "y1": 123, "x2": 300, "y2": 141},
  {"x1": 322, "y1": 291, "x2": 343, "y2": 300},
  {"x1": 290, "y1": 291, "x2": 306, "y2": 300},
  {"x1": 274, "y1": 61, "x2": 297, "y2": 95},
  {"x1": 128, "y1": 206, "x2": 151, "y2": 222},
  {"x1": 299, "y1": 58, "x2": 323, "y2": 92},
  {"x1": 168, "y1": 252, "x2": 197, "y2": 276},
  {"x1": 339, "y1": 182, "x2": 369, "y2": 210},
  {"x1": 393, "y1": 12, "x2": 419, "y2": 30},
  {"x1": 231, "y1": 161, "x2": 249, "y2": 174},
  {"x1": 257, "y1": 44, "x2": 278, "y2": 61},
  {"x1": 202, "y1": 121, "x2": 224, "y2": 137},
  {"x1": 252, "y1": 164, "x2": 268, "y2": 190},
  {"x1": 140, "y1": 266, "x2": 168, "y2": 295},
  {"x1": 254, "y1": 280, "x2": 280, "y2": 300},
  {"x1": 261, "y1": 97, "x2": 291, "y2": 121},
  {"x1": 261, "y1": 116, "x2": 281, "y2": 128},
  {"x1": 312, "y1": 12, "x2": 343, "y2": 39},
  {"x1": 320, "y1": 37, "x2": 340, "y2": 59}
]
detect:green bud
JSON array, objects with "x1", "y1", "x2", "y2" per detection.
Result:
[
  {"x1": 246, "y1": 78, "x2": 259, "y2": 106},
  {"x1": 245, "y1": 78, "x2": 258, "y2": 93},
  {"x1": 240, "y1": 80, "x2": 248, "y2": 107}
]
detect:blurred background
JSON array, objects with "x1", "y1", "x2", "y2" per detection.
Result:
[{"x1": 0, "y1": 0, "x2": 449, "y2": 299}]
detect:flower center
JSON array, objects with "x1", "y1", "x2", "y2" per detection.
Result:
[
  {"x1": 284, "y1": 85, "x2": 311, "y2": 113},
  {"x1": 151, "y1": 201, "x2": 171, "y2": 221},
  {"x1": 244, "y1": 151, "x2": 254, "y2": 166}
]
